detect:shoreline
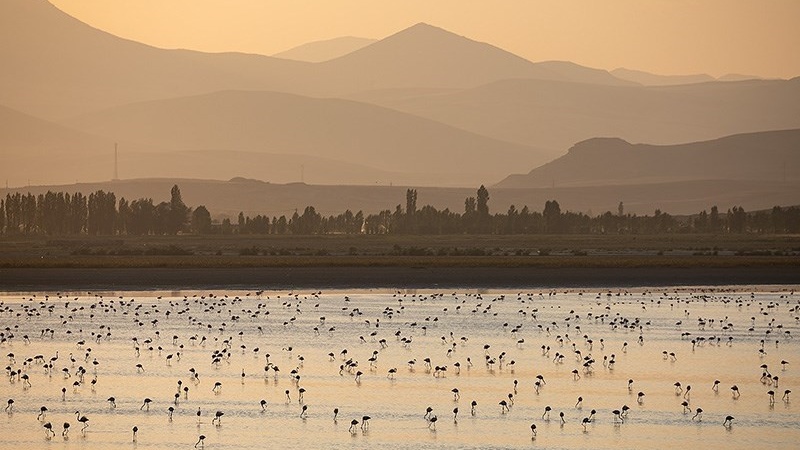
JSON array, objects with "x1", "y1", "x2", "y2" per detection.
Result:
[{"x1": 2, "y1": 266, "x2": 798, "y2": 291}]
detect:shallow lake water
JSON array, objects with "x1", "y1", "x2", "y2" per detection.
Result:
[{"x1": 1, "y1": 287, "x2": 798, "y2": 449}]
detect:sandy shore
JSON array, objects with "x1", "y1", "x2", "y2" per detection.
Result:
[{"x1": 2, "y1": 266, "x2": 798, "y2": 291}]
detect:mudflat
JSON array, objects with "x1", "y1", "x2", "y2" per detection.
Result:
[{"x1": 2, "y1": 263, "x2": 798, "y2": 291}]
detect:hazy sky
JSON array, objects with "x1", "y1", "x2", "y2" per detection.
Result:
[{"x1": 49, "y1": 0, "x2": 800, "y2": 79}]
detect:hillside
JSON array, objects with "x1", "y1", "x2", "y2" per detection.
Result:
[
  {"x1": 351, "y1": 78, "x2": 800, "y2": 160},
  {"x1": 63, "y1": 90, "x2": 541, "y2": 187},
  {"x1": 497, "y1": 129, "x2": 800, "y2": 188},
  {"x1": 1, "y1": 2, "x2": 628, "y2": 120},
  {"x1": 0, "y1": 0, "x2": 320, "y2": 119},
  {"x1": 0, "y1": 104, "x2": 118, "y2": 186},
  {"x1": 273, "y1": 36, "x2": 377, "y2": 62},
  {"x1": 611, "y1": 68, "x2": 715, "y2": 86},
  {"x1": 318, "y1": 23, "x2": 632, "y2": 91}
]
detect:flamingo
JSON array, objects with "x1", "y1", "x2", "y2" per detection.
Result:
[
  {"x1": 731, "y1": 385, "x2": 740, "y2": 398},
  {"x1": 75, "y1": 411, "x2": 89, "y2": 431},
  {"x1": 723, "y1": 415, "x2": 735, "y2": 427}
]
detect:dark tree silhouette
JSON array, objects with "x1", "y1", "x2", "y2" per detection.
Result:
[
  {"x1": 710, "y1": 205, "x2": 721, "y2": 232},
  {"x1": 406, "y1": 189, "x2": 417, "y2": 217},
  {"x1": 1, "y1": 184, "x2": 798, "y2": 237},
  {"x1": 477, "y1": 185, "x2": 490, "y2": 217},
  {"x1": 167, "y1": 185, "x2": 190, "y2": 234},
  {"x1": 543, "y1": 200, "x2": 561, "y2": 233},
  {"x1": 192, "y1": 206, "x2": 212, "y2": 234}
]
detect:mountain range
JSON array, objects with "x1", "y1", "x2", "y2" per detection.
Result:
[
  {"x1": 351, "y1": 78, "x2": 800, "y2": 161},
  {"x1": 64, "y1": 90, "x2": 538, "y2": 187},
  {"x1": 497, "y1": 129, "x2": 800, "y2": 188},
  {"x1": 1, "y1": 0, "x2": 798, "y2": 212}
]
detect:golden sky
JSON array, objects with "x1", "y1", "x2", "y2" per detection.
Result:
[{"x1": 49, "y1": 0, "x2": 800, "y2": 79}]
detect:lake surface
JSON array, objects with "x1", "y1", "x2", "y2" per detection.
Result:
[{"x1": 1, "y1": 287, "x2": 798, "y2": 449}]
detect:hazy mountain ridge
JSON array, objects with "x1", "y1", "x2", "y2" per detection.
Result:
[
  {"x1": 2, "y1": 0, "x2": 797, "y2": 195},
  {"x1": 610, "y1": 68, "x2": 768, "y2": 86},
  {"x1": 1, "y1": 1, "x2": 631, "y2": 120},
  {"x1": 273, "y1": 36, "x2": 377, "y2": 62},
  {"x1": 317, "y1": 23, "x2": 634, "y2": 91},
  {"x1": 611, "y1": 68, "x2": 716, "y2": 86},
  {"x1": 0, "y1": 104, "x2": 123, "y2": 186},
  {"x1": 0, "y1": 100, "x2": 406, "y2": 187},
  {"x1": 0, "y1": 104, "x2": 111, "y2": 154},
  {"x1": 62, "y1": 90, "x2": 542, "y2": 187},
  {"x1": 496, "y1": 129, "x2": 800, "y2": 188},
  {"x1": 0, "y1": 0, "x2": 322, "y2": 119},
  {"x1": 352, "y1": 77, "x2": 800, "y2": 160}
]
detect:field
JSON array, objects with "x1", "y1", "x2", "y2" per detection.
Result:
[{"x1": 2, "y1": 233, "x2": 799, "y2": 266}]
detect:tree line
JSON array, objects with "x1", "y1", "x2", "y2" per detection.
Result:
[{"x1": 1, "y1": 185, "x2": 798, "y2": 236}]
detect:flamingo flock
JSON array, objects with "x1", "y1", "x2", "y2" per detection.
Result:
[{"x1": 0, "y1": 288, "x2": 797, "y2": 448}]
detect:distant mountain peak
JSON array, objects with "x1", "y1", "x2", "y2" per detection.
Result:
[
  {"x1": 379, "y1": 21, "x2": 475, "y2": 45},
  {"x1": 405, "y1": 22, "x2": 448, "y2": 32},
  {"x1": 409, "y1": 21, "x2": 438, "y2": 29},
  {"x1": 567, "y1": 137, "x2": 631, "y2": 154}
]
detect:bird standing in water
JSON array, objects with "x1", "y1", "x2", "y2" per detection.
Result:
[{"x1": 723, "y1": 415, "x2": 735, "y2": 427}]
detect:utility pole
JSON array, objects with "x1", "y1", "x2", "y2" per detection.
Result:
[{"x1": 113, "y1": 143, "x2": 119, "y2": 181}]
